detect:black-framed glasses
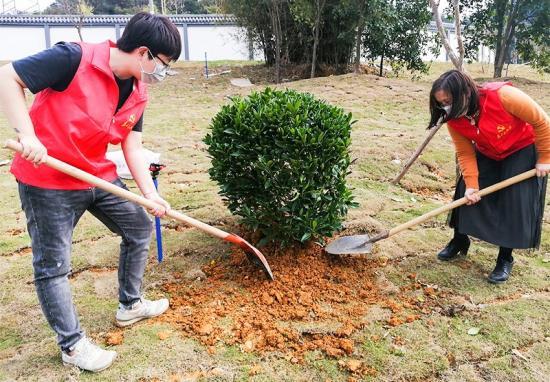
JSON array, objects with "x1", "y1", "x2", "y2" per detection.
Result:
[{"x1": 147, "y1": 49, "x2": 170, "y2": 69}]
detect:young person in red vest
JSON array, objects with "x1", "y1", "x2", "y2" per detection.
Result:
[
  {"x1": 0, "y1": 13, "x2": 181, "y2": 372},
  {"x1": 428, "y1": 70, "x2": 550, "y2": 284}
]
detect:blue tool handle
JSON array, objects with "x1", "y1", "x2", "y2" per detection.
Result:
[{"x1": 152, "y1": 177, "x2": 163, "y2": 263}]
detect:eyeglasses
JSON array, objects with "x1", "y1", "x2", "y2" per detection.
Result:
[{"x1": 147, "y1": 49, "x2": 170, "y2": 70}]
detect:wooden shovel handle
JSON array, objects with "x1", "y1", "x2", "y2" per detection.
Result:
[
  {"x1": 4, "y1": 139, "x2": 230, "y2": 240},
  {"x1": 388, "y1": 168, "x2": 537, "y2": 238},
  {"x1": 392, "y1": 116, "x2": 445, "y2": 185}
]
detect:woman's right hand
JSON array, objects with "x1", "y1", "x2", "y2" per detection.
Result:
[{"x1": 464, "y1": 188, "x2": 481, "y2": 205}]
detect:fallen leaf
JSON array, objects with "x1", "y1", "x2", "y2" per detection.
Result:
[
  {"x1": 511, "y1": 349, "x2": 529, "y2": 361},
  {"x1": 158, "y1": 331, "x2": 170, "y2": 340},
  {"x1": 467, "y1": 327, "x2": 480, "y2": 336},
  {"x1": 423, "y1": 287, "x2": 436, "y2": 296}
]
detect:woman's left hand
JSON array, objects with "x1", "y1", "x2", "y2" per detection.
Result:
[{"x1": 535, "y1": 163, "x2": 550, "y2": 177}]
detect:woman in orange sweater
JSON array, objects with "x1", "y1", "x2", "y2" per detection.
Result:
[{"x1": 428, "y1": 70, "x2": 550, "y2": 284}]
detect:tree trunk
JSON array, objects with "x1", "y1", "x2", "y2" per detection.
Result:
[
  {"x1": 493, "y1": 0, "x2": 520, "y2": 78},
  {"x1": 354, "y1": 15, "x2": 365, "y2": 73},
  {"x1": 76, "y1": 16, "x2": 84, "y2": 42},
  {"x1": 493, "y1": 0, "x2": 507, "y2": 75},
  {"x1": 311, "y1": 22, "x2": 319, "y2": 78},
  {"x1": 310, "y1": 0, "x2": 325, "y2": 79},
  {"x1": 452, "y1": 0, "x2": 465, "y2": 65},
  {"x1": 494, "y1": 58, "x2": 504, "y2": 77},
  {"x1": 269, "y1": 1, "x2": 283, "y2": 83},
  {"x1": 379, "y1": 49, "x2": 384, "y2": 77},
  {"x1": 430, "y1": 0, "x2": 464, "y2": 72}
]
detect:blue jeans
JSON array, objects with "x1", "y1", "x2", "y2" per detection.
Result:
[{"x1": 18, "y1": 179, "x2": 152, "y2": 352}]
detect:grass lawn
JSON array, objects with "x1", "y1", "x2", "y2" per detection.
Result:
[{"x1": 0, "y1": 61, "x2": 549, "y2": 381}]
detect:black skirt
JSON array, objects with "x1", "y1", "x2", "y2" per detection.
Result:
[{"x1": 449, "y1": 144, "x2": 547, "y2": 249}]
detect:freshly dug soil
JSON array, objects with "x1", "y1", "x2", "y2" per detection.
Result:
[{"x1": 159, "y1": 242, "x2": 437, "y2": 364}]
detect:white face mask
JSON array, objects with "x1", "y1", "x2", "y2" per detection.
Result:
[{"x1": 139, "y1": 51, "x2": 168, "y2": 84}]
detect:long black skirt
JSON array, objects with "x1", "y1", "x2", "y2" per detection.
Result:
[{"x1": 449, "y1": 144, "x2": 547, "y2": 249}]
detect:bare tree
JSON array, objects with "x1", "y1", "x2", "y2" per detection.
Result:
[
  {"x1": 54, "y1": 0, "x2": 93, "y2": 41},
  {"x1": 429, "y1": 0, "x2": 466, "y2": 72},
  {"x1": 393, "y1": 0, "x2": 465, "y2": 184},
  {"x1": 310, "y1": 0, "x2": 326, "y2": 78},
  {"x1": 354, "y1": 0, "x2": 367, "y2": 73},
  {"x1": 268, "y1": 0, "x2": 284, "y2": 84},
  {"x1": 290, "y1": 0, "x2": 327, "y2": 78},
  {"x1": 75, "y1": 1, "x2": 93, "y2": 41},
  {"x1": 493, "y1": 0, "x2": 519, "y2": 78}
]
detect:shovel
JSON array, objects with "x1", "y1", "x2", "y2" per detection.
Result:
[
  {"x1": 325, "y1": 168, "x2": 537, "y2": 255},
  {"x1": 4, "y1": 139, "x2": 274, "y2": 280}
]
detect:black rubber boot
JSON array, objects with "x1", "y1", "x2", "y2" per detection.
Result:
[
  {"x1": 437, "y1": 234, "x2": 470, "y2": 261},
  {"x1": 488, "y1": 248, "x2": 514, "y2": 284}
]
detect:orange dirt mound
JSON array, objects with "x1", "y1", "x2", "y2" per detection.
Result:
[{"x1": 159, "y1": 242, "x2": 436, "y2": 363}]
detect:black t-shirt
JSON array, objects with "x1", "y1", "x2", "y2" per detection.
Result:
[{"x1": 12, "y1": 42, "x2": 144, "y2": 132}]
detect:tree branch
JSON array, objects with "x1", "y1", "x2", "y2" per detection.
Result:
[
  {"x1": 429, "y1": 0, "x2": 463, "y2": 71},
  {"x1": 452, "y1": 0, "x2": 464, "y2": 67}
]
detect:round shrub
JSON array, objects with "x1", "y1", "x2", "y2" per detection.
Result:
[{"x1": 204, "y1": 87, "x2": 356, "y2": 247}]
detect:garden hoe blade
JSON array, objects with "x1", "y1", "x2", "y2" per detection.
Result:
[{"x1": 325, "y1": 234, "x2": 373, "y2": 255}]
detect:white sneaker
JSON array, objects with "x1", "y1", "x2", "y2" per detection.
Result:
[
  {"x1": 62, "y1": 337, "x2": 117, "y2": 372},
  {"x1": 115, "y1": 297, "x2": 169, "y2": 327}
]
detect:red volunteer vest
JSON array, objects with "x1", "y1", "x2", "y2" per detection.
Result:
[
  {"x1": 11, "y1": 40, "x2": 148, "y2": 189},
  {"x1": 447, "y1": 82, "x2": 534, "y2": 161}
]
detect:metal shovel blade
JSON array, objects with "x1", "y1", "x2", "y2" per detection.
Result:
[
  {"x1": 325, "y1": 234, "x2": 373, "y2": 255},
  {"x1": 226, "y1": 234, "x2": 274, "y2": 280}
]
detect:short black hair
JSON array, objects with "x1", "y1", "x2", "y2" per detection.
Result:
[
  {"x1": 428, "y1": 70, "x2": 480, "y2": 129},
  {"x1": 117, "y1": 12, "x2": 182, "y2": 61}
]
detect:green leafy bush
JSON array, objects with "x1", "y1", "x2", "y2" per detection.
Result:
[{"x1": 204, "y1": 88, "x2": 356, "y2": 247}]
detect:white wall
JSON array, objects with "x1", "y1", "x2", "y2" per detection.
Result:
[
  {"x1": 49, "y1": 26, "x2": 117, "y2": 45},
  {"x1": 0, "y1": 23, "x2": 493, "y2": 64},
  {"x1": 0, "y1": 24, "x2": 250, "y2": 61},
  {"x1": 0, "y1": 27, "x2": 44, "y2": 60},
  {"x1": 422, "y1": 30, "x2": 494, "y2": 64},
  {"x1": 186, "y1": 25, "x2": 249, "y2": 61}
]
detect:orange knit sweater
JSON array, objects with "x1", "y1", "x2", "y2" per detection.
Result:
[{"x1": 447, "y1": 85, "x2": 550, "y2": 189}]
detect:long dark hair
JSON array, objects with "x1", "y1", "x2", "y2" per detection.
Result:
[{"x1": 428, "y1": 70, "x2": 480, "y2": 129}]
